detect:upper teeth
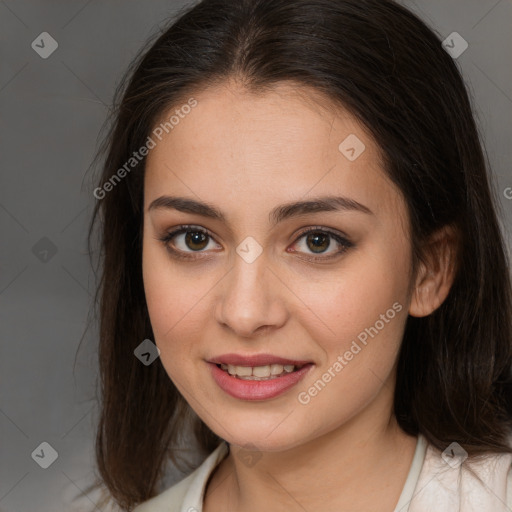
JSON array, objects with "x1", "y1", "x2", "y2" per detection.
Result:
[{"x1": 220, "y1": 363, "x2": 298, "y2": 378}]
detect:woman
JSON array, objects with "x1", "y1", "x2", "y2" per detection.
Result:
[{"x1": 87, "y1": 0, "x2": 512, "y2": 510}]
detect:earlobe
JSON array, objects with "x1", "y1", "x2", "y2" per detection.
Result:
[{"x1": 408, "y1": 225, "x2": 459, "y2": 318}]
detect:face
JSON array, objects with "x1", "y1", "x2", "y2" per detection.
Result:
[{"x1": 142, "y1": 81, "x2": 415, "y2": 452}]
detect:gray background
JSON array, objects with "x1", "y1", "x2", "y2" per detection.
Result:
[{"x1": 1, "y1": 1, "x2": 511, "y2": 510}]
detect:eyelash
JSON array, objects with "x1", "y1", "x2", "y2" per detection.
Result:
[{"x1": 157, "y1": 224, "x2": 354, "y2": 262}]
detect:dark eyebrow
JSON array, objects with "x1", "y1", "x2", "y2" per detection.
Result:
[{"x1": 147, "y1": 195, "x2": 373, "y2": 226}]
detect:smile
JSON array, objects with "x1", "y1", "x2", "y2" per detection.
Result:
[
  {"x1": 208, "y1": 362, "x2": 314, "y2": 400},
  {"x1": 218, "y1": 363, "x2": 305, "y2": 380}
]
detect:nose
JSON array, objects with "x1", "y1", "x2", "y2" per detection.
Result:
[{"x1": 214, "y1": 252, "x2": 289, "y2": 338}]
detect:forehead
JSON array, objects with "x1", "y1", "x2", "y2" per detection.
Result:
[{"x1": 144, "y1": 81, "x2": 405, "y2": 221}]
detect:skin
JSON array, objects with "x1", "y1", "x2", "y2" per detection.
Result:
[{"x1": 142, "y1": 79, "x2": 457, "y2": 511}]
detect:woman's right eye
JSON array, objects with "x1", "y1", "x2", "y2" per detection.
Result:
[{"x1": 158, "y1": 225, "x2": 220, "y2": 259}]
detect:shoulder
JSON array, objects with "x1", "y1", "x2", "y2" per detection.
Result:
[
  {"x1": 133, "y1": 441, "x2": 229, "y2": 512},
  {"x1": 409, "y1": 435, "x2": 512, "y2": 512}
]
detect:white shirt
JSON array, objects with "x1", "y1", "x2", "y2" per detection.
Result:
[{"x1": 133, "y1": 434, "x2": 512, "y2": 511}]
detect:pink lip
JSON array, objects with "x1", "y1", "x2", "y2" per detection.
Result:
[
  {"x1": 207, "y1": 362, "x2": 314, "y2": 401},
  {"x1": 207, "y1": 353, "x2": 312, "y2": 367}
]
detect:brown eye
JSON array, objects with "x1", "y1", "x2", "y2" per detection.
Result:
[
  {"x1": 158, "y1": 225, "x2": 220, "y2": 259},
  {"x1": 290, "y1": 227, "x2": 353, "y2": 260},
  {"x1": 304, "y1": 232, "x2": 331, "y2": 254},
  {"x1": 183, "y1": 230, "x2": 209, "y2": 251}
]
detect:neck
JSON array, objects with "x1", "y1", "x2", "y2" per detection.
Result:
[{"x1": 206, "y1": 383, "x2": 418, "y2": 512}]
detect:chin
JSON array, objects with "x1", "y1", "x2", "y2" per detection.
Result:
[{"x1": 219, "y1": 425, "x2": 306, "y2": 453}]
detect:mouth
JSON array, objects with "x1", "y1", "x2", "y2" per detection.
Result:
[
  {"x1": 207, "y1": 360, "x2": 315, "y2": 400},
  {"x1": 215, "y1": 362, "x2": 308, "y2": 380}
]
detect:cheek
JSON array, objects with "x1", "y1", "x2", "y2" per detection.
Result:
[
  {"x1": 288, "y1": 241, "x2": 409, "y2": 406},
  {"x1": 143, "y1": 240, "x2": 205, "y2": 335},
  {"x1": 142, "y1": 242, "x2": 175, "y2": 334},
  {"x1": 142, "y1": 240, "x2": 216, "y2": 383},
  {"x1": 292, "y1": 255, "x2": 408, "y2": 347},
  {"x1": 294, "y1": 295, "x2": 406, "y2": 428}
]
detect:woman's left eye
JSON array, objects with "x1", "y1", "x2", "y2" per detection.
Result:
[
  {"x1": 158, "y1": 225, "x2": 353, "y2": 261},
  {"x1": 290, "y1": 227, "x2": 354, "y2": 260}
]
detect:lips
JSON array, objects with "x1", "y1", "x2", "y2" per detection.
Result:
[
  {"x1": 207, "y1": 353, "x2": 312, "y2": 367},
  {"x1": 208, "y1": 361, "x2": 314, "y2": 400}
]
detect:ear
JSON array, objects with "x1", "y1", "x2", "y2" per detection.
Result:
[{"x1": 408, "y1": 224, "x2": 459, "y2": 318}]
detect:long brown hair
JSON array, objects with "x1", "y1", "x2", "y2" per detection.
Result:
[{"x1": 86, "y1": 0, "x2": 512, "y2": 509}]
